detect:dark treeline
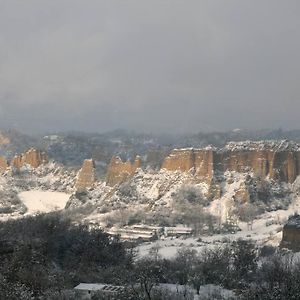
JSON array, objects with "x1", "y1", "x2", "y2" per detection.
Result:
[
  {"x1": 0, "y1": 213, "x2": 133, "y2": 299},
  {"x1": 1, "y1": 214, "x2": 300, "y2": 299}
]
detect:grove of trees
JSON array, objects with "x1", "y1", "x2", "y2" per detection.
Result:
[{"x1": 1, "y1": 213, "x2": 300, "y2": 300}]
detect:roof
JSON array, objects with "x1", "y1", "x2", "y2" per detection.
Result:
[
  {"x1": 74, "y1": 283, "x2": 124, "y2": 293},
  {"x1": 74, "y1": 283, "x2": 105, "y2": 291}
]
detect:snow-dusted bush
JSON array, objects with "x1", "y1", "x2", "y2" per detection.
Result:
[
  {"x1": 0, "y1": 206, "x2": 14, "y2": 214},
  {"x1": 173, "y1": 184, "x2": 209, "y2": 206},
  {"x1": 146, "y1": 208, "x2": 176, "y2": 226},
  {"x1": 259, "y1": 245, "x2": 276, "y2": 257},
  {"x1": 117, "y1": 181, "x2": 138, "y2": 201},
  {"x1": 102, "y1": 208, "x2": 147, "y2": 227},
  {"x1": 235, "y1": 203, "x2": 260, "y2": 223}
]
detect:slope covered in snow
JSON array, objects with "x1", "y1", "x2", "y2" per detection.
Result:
[
  {"x1": 137, "y1": 192, "x2": 300, "y2": 259},
  {"x1": 0, "y1": 162, "x2": 75, "y2": 220},
  {"x1": 0, "y1": 140, "x2": 299, "y2": 258}
]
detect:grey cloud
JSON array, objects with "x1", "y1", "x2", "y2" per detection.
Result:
[{"x1": 0, "y1": 0, "x2": 300, "y2": 133}]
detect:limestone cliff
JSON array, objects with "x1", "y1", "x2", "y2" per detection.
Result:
[
  {"x1": 162, "y1": 149, "x2": 195, "y2": 173},
  {"x1": 106, "y1": 156, "x2": 142, "y2": 186},
  {"x1": 161, "y1": 148, "x2": 215, "y2": 182},
  {"x1": 11, "y1": 148, "x2": 48, "y2": 169},
  {"x1": 161, "y1": 141, "x2": 300, "y2": 184},
  {"x1": 75, "y1": 159, "x2": 96, "y2": 192}
]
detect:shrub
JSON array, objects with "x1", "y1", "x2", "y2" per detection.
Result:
[
  {"x1": 173, "y1": 185, "x2": 209, "y2": 206},
  {"x1": 259, "y1": 245, "x2": 277, "y2": 257}
]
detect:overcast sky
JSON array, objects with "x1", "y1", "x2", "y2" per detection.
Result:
[{"x1": 0, "y1": 1, "x2": 300, "y2": 134}]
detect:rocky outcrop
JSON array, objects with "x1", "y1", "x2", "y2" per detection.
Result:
[
  {"x1": 0, "y1": 156, "x2": 8, "y2": 172},
  {"x1": 280, "y1": 214, "x2": 300, "y2": 251},
  {"x1": 106, "y1": 156, "x2": 142, "y2": 186},
  {"x1": 162, "y1": 149, "x2": 195, "y2": 173},
  {"x1": 161, "y1": 141, "x2": 300, "y2": 184},
  {"x1": 11, "y1": 148, "x2": 48, "y2": 169},
  {"x1": 161, "y1": 148, "x2": 215, "y2": 183},
  {"x1": 75, "y1": 159, "x2": 96, "y2": 192},
  {"x1": 214, "y1": 150, "x2": 298, "y2": 183}
]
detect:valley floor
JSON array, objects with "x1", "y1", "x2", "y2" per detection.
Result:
[{"x1": 137, "y1": 196, "x2": 300, "y2": 258}]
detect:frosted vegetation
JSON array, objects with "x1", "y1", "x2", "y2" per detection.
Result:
[{"x1": 1, "y1": 213, "x2": 300, "y2": 299}]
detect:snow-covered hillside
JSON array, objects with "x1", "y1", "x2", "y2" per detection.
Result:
[
  {"x1": 61, "y1": 166, "x2": 300, "y2": 258},
  {"x1": 0, "y1": 162, "x2": 75, "y2": 220},
  {"x1": 137, "y1": 193, "x2": 300, "y2": 259},
  {"x1": 0, "y1": 145, "x2": 298, "y2": 259}
]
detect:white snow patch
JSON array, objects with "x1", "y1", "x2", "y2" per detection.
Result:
[{"x1": 18, "y1": 190, "x2": 70, "y2": 215}]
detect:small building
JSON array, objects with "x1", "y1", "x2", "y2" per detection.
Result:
[
  {"x1": 74, "y1": 283, "x2": 124, "y2": 300},
  {"x1": 280, "y1": 214, "x2": 300, "y2": 251},
  {"x1": 164, "y1": 226, "x2": 193, "y2": 237},
  {"x1": 108, "y1": 226, "x2": 159, "y2": 243},
  {"x1": 131, "y1": 224, "x2": 164, "y2": 236}
]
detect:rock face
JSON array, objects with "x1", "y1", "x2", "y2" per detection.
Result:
[
  {"x1": 106, "y1": 156, "x2": 142, "y2": 186},
  {"x1": 161, "y1": 141, "x2": 300, "y2": 184},
  {"x1": 280, "y1": 214, "x2": 300, "y2": 251},
  {"x1": 11, "y1": 148, "x2": 48, "y2": 169},
  {"x1": 215, "y1": 149, "x2": 299, "y2": 184},
  {"x1": 75, "y1": 159, "x2": 96, "y2": 192},
  {"x1": 161, "y1": 148, "x2": 214, "y2": 183},
  {"x1": 0, "y1": 156, "x2": 8, "y2": 172}
]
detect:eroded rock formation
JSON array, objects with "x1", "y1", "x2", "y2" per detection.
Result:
[
  {"x1": 0, "y1": 156, "x2": 8, "y2": 172},
  {"x1": 162, "y1": 141, "x2": 300, "y2": 184},
  {"x1": 161, "y1": 148, "x2": 217, "y2": 183},
  {"x1": 75, "y1": 159, "x2": 96, "y2": 192},
  {"x1": 106, "y1": 156, "x2": 142, "y2": 186},
  {"x1": 280, "y1": 214, "x2": 300, "y2": 251},
  {"x1": 11, "y1": 148, "x2": 48, "y2": 169}
]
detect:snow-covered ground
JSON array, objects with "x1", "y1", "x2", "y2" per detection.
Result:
[
  {"x1": 155, "y1": 283, "x2": 235, "y2": 300},
  {"x1": 18, "y1": 190, "x2": 70, "y2": 215},
  {"x1": 137, "y1": 195, "x2": 300, "y2": 259}
]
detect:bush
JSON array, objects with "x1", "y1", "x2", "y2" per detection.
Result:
[
  {"x1": 102, "y1": 208, "x2": 147, "y2": 227},
  {"x1": 173, "y1": 185, "x2": 209, "y2": 206},
  {"x1": 259, "y1": 245, "x2": 277, "y2": 257},
  {"x1": 117, "y1": 182, "x2": 138, "y2": 200},
  {"x1": 0, "y1": 206, "x2": 14, "y2": 214},
  {"x1": 235, "y1": 203, "x2": 260, "y2": 223}
]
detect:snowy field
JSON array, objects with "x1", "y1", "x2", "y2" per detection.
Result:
[{"x1": 18, "y1": 190, "x2": 70, "y2": 215}]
